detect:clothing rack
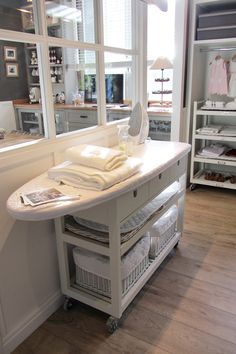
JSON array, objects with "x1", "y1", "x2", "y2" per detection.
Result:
[{"x1": 200, "y1": 47, "x2": 236, "y2": 53}]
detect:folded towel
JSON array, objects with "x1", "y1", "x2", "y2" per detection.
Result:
[
  {"x1": 48, "y1": 157, "x2": 142, "y2": 191},
  {"x1": 198, "y1": 143, "x2": 227, "y2": 157},
  {"x1": 65, "y1": 144, "x2": 127, "y2": 171}
]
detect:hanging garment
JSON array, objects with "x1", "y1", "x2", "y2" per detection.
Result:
[
  {"x1": 208, "y1": 57, "x2": 228, "y2": 96},
  {"x1": 228, "y1": 60, "x2": 236, "y2": 97}
]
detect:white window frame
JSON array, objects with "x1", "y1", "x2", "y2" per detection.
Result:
[{"x1": 0, "y1": 0, "x2": 143, "y2": 154}]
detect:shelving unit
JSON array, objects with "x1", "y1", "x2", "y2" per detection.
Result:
[
  {"x1": 187, "y1": 0, "x2": 236, "y2": 190},
  {"x1": 190, "y1": 101, "x2": 236, "y2": 190},
  {"x1": 26, "y1": 45, "x2": 64, "y2": 88},
  {"x1": 6, "y1": 141, "x2": 190, "y2": 332},
  {"x1": 52, "y1": 144, "x2": 189, "y2": 332}
]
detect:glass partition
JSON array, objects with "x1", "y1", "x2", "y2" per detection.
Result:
[
  {"x1": 105, "y1": 52, "x2": 132, "y2": 122},
  {"x1": 45, "y1": 0, "x2": 96, "y2": 43},
  {"x1": 0, "y1": 1, "x2": 39, "y2": 34},
  {"x1": 103, "y1": 0, "x2": 132, "y2": 49},
  {"x1": 0, "y1": 40, "x2": 45, "y2": 148},
  {"x1": 48, "y1": 47, "x2": 98, "y2": 134}
]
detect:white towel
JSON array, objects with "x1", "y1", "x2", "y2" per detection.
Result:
[
  {"x1": 48, "y1": 157, "x2": 142, "y2": 191},
  {"x1": 65, "y1": 144, "x2": 127, "y2": 171},
  {"x1": 198, "y1": 143, "x2": 227, "y2": 157}
]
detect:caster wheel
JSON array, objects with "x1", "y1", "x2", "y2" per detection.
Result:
[
  {"x1": 63, "y1": 297, "x2": 73, "y2": 311},
  {"x1": 174, "y1": 241, "x2": 179, "y2": 249},
  {"x1": 106, "y1": 316, "x2": 119, "y2": 333},
  {"x1": 189, "y1": 184, "x2": 196, "y2": 191}
]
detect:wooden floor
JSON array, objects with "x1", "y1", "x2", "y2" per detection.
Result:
[{"x1": 13, "y1": 186, "x2": 236, "y2": 354}]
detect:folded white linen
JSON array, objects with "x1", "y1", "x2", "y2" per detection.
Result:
[
  {"x1": 65, "y1": 144, "x2": 127, "y2": 171},
  {"x1": 48, "y1": 157, "x2": 142, "y2": 191},
  {"x1": 198, "y1": 143, "x2": 227, "y2": 157},
  {"x1": 196, "y1": 125, "x2": 222, "y2": 135}
]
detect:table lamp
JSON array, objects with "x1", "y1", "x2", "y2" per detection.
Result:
[
  {"x1": 150, "y1": 56, "x2": 173, "y2": 106},
  {"x1": 141, "y1": 0, "x2": 168, "y2": 12}
]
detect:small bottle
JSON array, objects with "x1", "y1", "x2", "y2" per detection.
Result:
[{"x1": 117, "y1": 124, "x2": 133, "y2": 156}]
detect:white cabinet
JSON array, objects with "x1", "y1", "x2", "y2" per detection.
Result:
[
  {"x1": 54, "y1": 152, "x2": 188, "y2": 331},
  {"x1": 190, "y1": 101, "x2": 236, "y2": 190},
  {"x1": 65, "y1": 109, "x2": 98, "y2": 132},
  {"x1": 187, "y1": 0, "x2": 236, "y2": 189},
  {"x1": 16, "y1": 108, "x2": 43, "y2": 135},
  {"x1": 148, "y1": 112, "x2": 171, "y2": 141}
]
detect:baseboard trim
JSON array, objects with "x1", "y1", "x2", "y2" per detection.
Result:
[{"x1": 2, "y1": 290, "x2": 63, "y2": 354}]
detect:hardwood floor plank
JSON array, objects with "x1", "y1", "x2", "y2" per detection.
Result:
[
  {"x1": 163, "y1": 250, "x2": 236, "y2": 291},
  {"x1": 181, "y1": 229, "x2": 236, "y2": 251},
  {"x1": 148, "y1": 268, "x2": 236, "y2": 315},
  {"x1": 137, "y1": 285, "x2": 236, "y2": 344},
  {"x1": 122, "y1": 304, "x2": 236, "y2": 354},
  {"x1": 40, "y1": 305, "x2": 172, "y2": 354},
  {"x1": 175, "y1": 239, "x2": 236, "y2": 271}
]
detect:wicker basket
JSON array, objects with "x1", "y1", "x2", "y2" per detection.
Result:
[
  {"x1": 148, "y1": 205, "x2": 178, "y2": 259},
  {"x1": 73, "y1": 236, "x2": 150, "y2": 298},
  {"x1": 75, "y1": 255, "x2": 149, "y2": 297}
]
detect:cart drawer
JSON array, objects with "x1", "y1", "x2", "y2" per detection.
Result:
[
  {"x1": 170, "y1": 156, "x2": 187, "y2": 181},
  {"x1": 149, "y1": 165, "x2": 171, "y2": 200},
  {"x1": 117, "y1": 183, "x2": 149, "y2": 221}
]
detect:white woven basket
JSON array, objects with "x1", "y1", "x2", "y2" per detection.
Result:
[
  {"x1": 75, "y1": 254, "x2": 149, "y2": 297},
  {"x1": 148, "y1": 205, "x2": 178, "y2": 259}
]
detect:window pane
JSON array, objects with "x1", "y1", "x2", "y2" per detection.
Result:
[
  {"x1": 47, "y1": 47, "x2": 98, "y2": 134},
  {"x1": 45, "y1": 0, "x2": 96, "y2": 43},
  {"x1": 0, "y1": 40, "x2": 45, "y2": 149},
  {"x1": 105, "y1": 53, "x2": 132, "y2": 122},
  {"x1": 103, "y1": 0, "x2": 132, "y2": 49},
  {"x1": 147, "y1": 1, "x2": 174, "y2": 107},
  {"x1": 0, "y1": 1, "x2": 38, "y2": 34}
]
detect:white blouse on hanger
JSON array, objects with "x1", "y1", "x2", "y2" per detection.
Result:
[
  {"x1": 208, "y1": 57, "x2": 228, "y2": 96},
  {"x1": 228, "y1": 60, "x2": 236, "y2": 98}
]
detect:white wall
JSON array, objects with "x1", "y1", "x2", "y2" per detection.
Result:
[{"x1": 0, "y1": 124, "x2": 119, "y2": 353}]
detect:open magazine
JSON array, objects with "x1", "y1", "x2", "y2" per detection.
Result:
[{"x1": 20, "y1": 187, "x2": 80, "y2": 206}]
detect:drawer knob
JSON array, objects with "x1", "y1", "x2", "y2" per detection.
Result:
[
  {"x1": 159, "y1": 173, "x2": 162, "y2": 179},
  {"x1": 133, "y1": 189, "x2": 138, "y2": 198},
  {"x1": 80, "y1": 115, "x2": 88, "y2": 118},
  {"x1": 177, "y1": 160, "x2": 180, "y2": 166}
]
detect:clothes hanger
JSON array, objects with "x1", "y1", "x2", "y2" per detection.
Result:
[
  {"x1": 215, "y1": 54, "x2": 222, "y2": 60},
  {"x1": 209, "y1": 54, "x2": 221, "y2": 65}
]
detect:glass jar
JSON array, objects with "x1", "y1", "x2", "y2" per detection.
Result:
[{"x1": 117, "y1": 124, "x2": 133, "y2": 156}]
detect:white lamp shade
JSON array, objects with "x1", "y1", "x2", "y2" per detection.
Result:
[
  {"x1": 144, "y1": 0, "x2": 168, "y2": 12},
  {"x1": 150, "y1": 56, "x2": 173, "y2": 70}
]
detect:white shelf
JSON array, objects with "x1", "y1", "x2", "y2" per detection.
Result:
[
  {"x1": 193, "y1": 156, "x2": 236, "y2": 167},
  {"x1": 60, "y1": 233, "x2": 181, "y2": 316},
  {"x1": 192, "y1": 170, "x2": 236, "y2": 190},
  {"x1": 194, "y1": 134, "x2": 236, "y2": 142},
  {"x1": 23, "y1": 120, "x2": 39, "y2": 125},
  {"x1": 196, "y1": 109, "x2": 236, "y2": 116},
  {"x1": 190, "y1": 101, "x2": 236, "y2": 190},
  {"x1": 193, "y1": 37, "x2": 236, "y2": 48}
]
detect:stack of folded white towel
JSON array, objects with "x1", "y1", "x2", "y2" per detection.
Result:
[
  {"x1": 48, "y1": 144, "x2": 142, "y2": 191},
  {"x1": 196, "y1": 125, "x2": 222, "y2": 135},
  {"x1": 197, "y1": 143, "x2": 228, "y2": 158}
]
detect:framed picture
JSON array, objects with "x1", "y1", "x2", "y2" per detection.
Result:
[
  {"x1": 6, "y1": 63, "x2": 19, "y2": 77},
  {"x1": 4, "y1": 46, "x2": 17, "y2": 61}
]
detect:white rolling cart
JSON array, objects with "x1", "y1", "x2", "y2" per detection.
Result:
[{"x1": 7, "y1": 141, "x2": 191, "y2": 333}]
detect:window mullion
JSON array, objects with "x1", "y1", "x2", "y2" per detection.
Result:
[
  {"x1": 132, "y1": 0, "x2": 147, "y2": 108},
  {"x1": 95, "y1": 0, "x2": 106, "y2": 126},
  {"x1": 37, "y1": 0, "x2": 56, "y2": 139}
]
